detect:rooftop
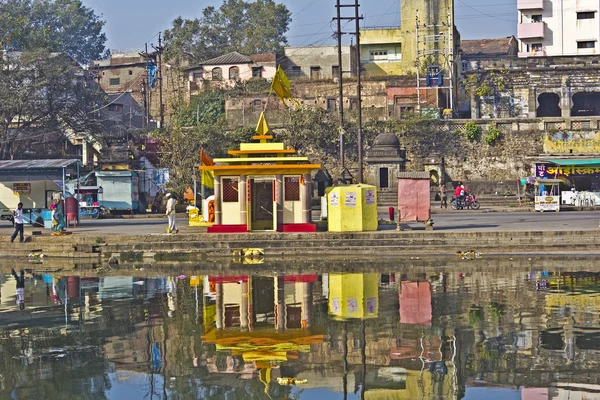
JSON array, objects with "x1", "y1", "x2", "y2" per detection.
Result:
[
  {"x1": 460, "y1": 37, "x2": 516, "y2": 56},
  {"x1": 0, "y1": 159, "x2": 78, "y2": 171}
]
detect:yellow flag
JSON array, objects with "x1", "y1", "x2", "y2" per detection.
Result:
[
  {"x1": 200, "y1": 150, "x2": 214, "y2": 189},
  {"x1": 271, "y1": 65, "x2": 300, "y2": 108},
  {"x1": 255, "y1": 111, "x2": 270, "y2": 136}
]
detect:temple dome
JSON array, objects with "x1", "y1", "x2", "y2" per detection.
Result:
[{"x1": 373, "y1": 133, "x2": 400, "y2": 147}]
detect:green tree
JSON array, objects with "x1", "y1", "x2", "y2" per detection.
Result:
[
  {"x1": 172, "y1": 90, "x2": 226, "y2": 127},
  {"x1": 0, "y1": 50, "x2": 108, "y2": 160},
  {"x1": 164, "y1": 0, "x2": 291, "y2": 64},
  {"x1": 0, "y1": 0, "x2": 107, "y2": 64}
]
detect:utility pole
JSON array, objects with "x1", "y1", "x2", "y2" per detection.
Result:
[
  {"x1": 152, "y1": 33, "x2": 165, "y2": 129},
  {"x1": 354, "y1": 0, "x2": 364, "y2": 183},
  {"x1": 335, "y1": 0, "x2": 345, "y2": 173},
  {"x1": 333, "y1": 0, "x2": 364, "y2": 183},
  {"x1": 414, "y1": 11, "x2": 455, "y2": 115}
]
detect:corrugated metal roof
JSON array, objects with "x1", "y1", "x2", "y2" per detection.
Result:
[
  {"x1": 397, "y1": 171, "x2": 431, "y2": 179},
  {"x1": 0, "y1": 159, "x2": 78, "y2": 171},
  {"x1": 199, "y1": 51, "x2": 253, "y2": 66}
]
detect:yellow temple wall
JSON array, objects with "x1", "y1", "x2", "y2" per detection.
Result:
[{"x1": 223, "y1": 283, "x2": 242, "y2": 305}]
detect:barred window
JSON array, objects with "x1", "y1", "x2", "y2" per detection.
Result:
[
  {"x1": 222, "y1": 178, "x2": 239, "y2": 202},
  {"x1": 285, "y1": 177, "x2": 300, "y2": 201}
]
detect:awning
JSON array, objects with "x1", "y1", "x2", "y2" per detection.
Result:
[
  {"x1": 546, "y1": 158, "x2": 600, "y2": 166},
  {"x1": 0, "y1": 159, "x2": 78, "y2": 182}
]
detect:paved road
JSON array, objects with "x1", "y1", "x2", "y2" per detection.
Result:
[{"x1": 1, "y1": 210, "x2": 599, "y2": 236}]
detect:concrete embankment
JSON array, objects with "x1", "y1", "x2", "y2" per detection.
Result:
[{"x1": 1, "y1": 229, "x2": 599, "y2": 262}]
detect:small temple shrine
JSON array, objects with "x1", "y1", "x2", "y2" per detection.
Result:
[{"x1": 201, "y1": 134, "x2": 321, "y2": 233}]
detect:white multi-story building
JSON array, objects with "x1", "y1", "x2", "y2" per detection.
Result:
[{"x1": 517, "y1": 0, "x2": 600, "y2": 57}]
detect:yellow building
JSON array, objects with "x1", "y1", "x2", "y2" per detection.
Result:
[
  {"x1": 328, "y1": 273, "x2": 379, "y2": 320},
  {"x1": 201, "y1": 134, "x2": 320, "y2": 233},
  {"x1": 360, "y1": 0, "x2": 457, "y2": 77}
]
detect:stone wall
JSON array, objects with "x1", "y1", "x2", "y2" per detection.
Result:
[
  {"x1": 395, "y1": 121, "x2": 544, "y2": 184},
  {"x1": 466, "y1": 54, "x2": 600, "y2": 119}
]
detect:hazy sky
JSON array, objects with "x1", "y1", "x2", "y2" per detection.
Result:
[{"x1": 81, "y1": 0, "x2": 517, "y2": 53}]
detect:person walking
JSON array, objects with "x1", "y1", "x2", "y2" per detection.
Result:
[
  {"x1": 165, "y1": 193, "x2": 178, "y2": 234},
  {"x1": 440, "y1": 185, "x2": 448, "y2": 209},
  {"x1": 10, "y1": 202, "x2": 24, "y2": 243},
  {"x1": 11, "y1": 269, "x2": 25, "y2": 310}
]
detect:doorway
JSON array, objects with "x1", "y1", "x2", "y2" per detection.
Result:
[{"x1": 251, "y1": 178, "x2": 274, "y2": 230}]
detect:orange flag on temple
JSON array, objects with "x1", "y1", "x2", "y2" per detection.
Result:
[{"x1": 200, "y1": 150, "x2": 214, "y2": 189}]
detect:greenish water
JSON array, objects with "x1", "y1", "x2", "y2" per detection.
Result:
[{"x1": 1, "y1": 260, "x2": 599, "y2": 399}]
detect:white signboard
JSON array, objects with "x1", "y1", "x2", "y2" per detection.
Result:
[
  {"x1": 330, "y1": 192, "x2": 339, "y2": 207},
  {"x1": 347, "y1": 297, "x2": 359, "y2": 314},
  {"x1": 331, "y1": 297, "x2": 341, "y2": 313},
  {"x1": 344, "y1": 191, "x2": 357, "y2": 207},
  {"x1": 366, "y1": 190, "x2": 375, "y2": 205}
]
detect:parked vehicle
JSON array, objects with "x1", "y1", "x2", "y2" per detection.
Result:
[
  {"x1": 450, "y1": 191, "x2": 480, "y2": 210},
  {"x1": 0, "y1": 208, "x2": 14, "y2": 225}
]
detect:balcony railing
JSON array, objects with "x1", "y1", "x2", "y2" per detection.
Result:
[
  {"x1": 518, "y1": 0, "x2": 543, "y2": 10},
  {"x1": 518, "y1": 21, "x2": 545, "y2": 39},
  {"x1": 518, "y1": 49, "x2": 546, "y2": 57}
]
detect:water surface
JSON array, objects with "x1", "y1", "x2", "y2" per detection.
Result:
[{"x1": 1, "y1": 259, "x2": 599, "y2": 399}]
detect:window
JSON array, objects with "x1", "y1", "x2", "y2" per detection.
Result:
[
  {"x1": 222, "y1": 178, "x2": 239, "y2": 202},
  {"x1": 327, "y1": 98, "x2": 337, "y2": 111},
  {"x1": 229, "y1": 66, "x2": 240, "y2": 80},
  {"x1": 212, "y1": 67, "x2": 222, "y2": 80},
  {"x1": 332, "y1": 65, "x2": 340, "y2": 78},
  {"x1": 400, "y1": 106, "x2": 414, "y2": 116},
  {"x1": 109, "y1": 78, "x2": 120, "y2": 86},
  {"x1": 291, "y1": 66, "x2": 302, "y2": 78},
  {"x1": 379, "y1": 168, "x2": 389, "y2": 189},
  {"x1": 531, "y1": 43, "x2": 543, "y2": 52},
  {"x1": 577, "y1": 11, "x2": 596, "y2": 19},
  {"x1": 252, "y1": 66, "x2": 262, "y2": 78},
  {"x1": 128, "y1": 70, "x2": 133, "y2": 76},
  {"x1": 193, "y1": 72, "x2": 202, "y2": 81},
  {"x1": 349, "y1": 97, "x2": 358, "y2": 111},
  {"x1": 252, "y1": 99, "x2": 262, "y2": 113},
  {"x1": 461, "y1": 60, "x2": 469, "y2": 73},
  {"x1": 578, "y1": 41, "x2": 596, "y2": 49},
  {"x1": 531, "y1": 14, "x2": 542, "y2": 22},
  {"x1": 107, "y1": 103, "x2": 123, "y2": 112},
  {"x1": 369, "y1": 50, "x2": 388, "y2": 60},
  {"x1": 310, "y1": 66, "x2": 321, "y2": 80},
  {"x1": 284, "y1": 177, "x2": 300, "y2": 201}
]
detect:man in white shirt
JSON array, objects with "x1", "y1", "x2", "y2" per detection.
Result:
[
  {"x1": 165, "y1": 193, "x2": 178, "y2": 234},
  {"x1": 11, "y1": 269, "x2": 25, "y2": 310},
  {"x1": 10, "y1": 202, "x2": 24, "y2": 243}
]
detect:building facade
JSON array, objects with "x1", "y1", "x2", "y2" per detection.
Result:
[
  {"x1": 279, "y1": 46, "x2": 356, "y2": 80},
  {"x1": 517, "y1": 0, "x2": 600, "y2": 57},
  {"x1": 185, "y1": 52, "x2": 277, "y2": 94}
]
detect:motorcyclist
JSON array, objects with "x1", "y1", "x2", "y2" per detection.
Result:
[{"x1": 454, "y1": 182, "x2": 466, "y2": 208}]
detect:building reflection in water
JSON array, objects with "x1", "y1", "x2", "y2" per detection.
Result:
[{"x1": 2, "y1": 266, "x2": 600, "y2": 398}]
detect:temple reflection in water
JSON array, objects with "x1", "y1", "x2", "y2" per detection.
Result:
[{"x1": 1, "y1": 263, "x2": 600, "y2": 399}]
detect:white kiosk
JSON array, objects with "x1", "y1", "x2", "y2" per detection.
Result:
[{"x1": 534, "y1": 179, "x2": 562, "y2": 212}]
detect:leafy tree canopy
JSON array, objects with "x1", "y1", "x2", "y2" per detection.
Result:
[
  {"x1": 0, "y1": 50, "x2": 110, "y2": 160},
  {"x1": 164, "y1": 0, "x2": 291, "y2": 64},
  {"x1": 0, "y1": 0, "x2": 107, "y2": 64}
]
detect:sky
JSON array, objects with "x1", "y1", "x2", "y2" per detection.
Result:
[{"x1": 80, "y1": 0, "x2": 517, "y2": 53}]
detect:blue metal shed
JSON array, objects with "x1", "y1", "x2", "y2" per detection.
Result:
[{"x1": 95, "y1": 171, "x2": 139, "y2": 212}]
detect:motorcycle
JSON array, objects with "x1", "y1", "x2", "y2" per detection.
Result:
[{"x1": 450, "y1": 191, "x2": 480, "y2": 210}]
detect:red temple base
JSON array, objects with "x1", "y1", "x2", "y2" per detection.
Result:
[
  {"x1": 282, "y1": 223, "x2": 317, "y2": 233},
  {"x1": 207, "y1": 224, "x2": 248, "y2": 233}
]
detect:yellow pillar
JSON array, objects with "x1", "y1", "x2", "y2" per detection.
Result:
[
  {"x1": 301, "y1": 173, "x2": 312, "y2": 223},
  {"x1": 276, "y1": 174, "x2": 284, "y2": 231},
  {"x1": 214, "y1": 176, "x2": 222, "y2": 225},
  {"x1": 240, "y1": 175, "x2": 248, "y2": 226},
  {"x1": 215, "y1": 282, "x2": 223, "y2": 330}
]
